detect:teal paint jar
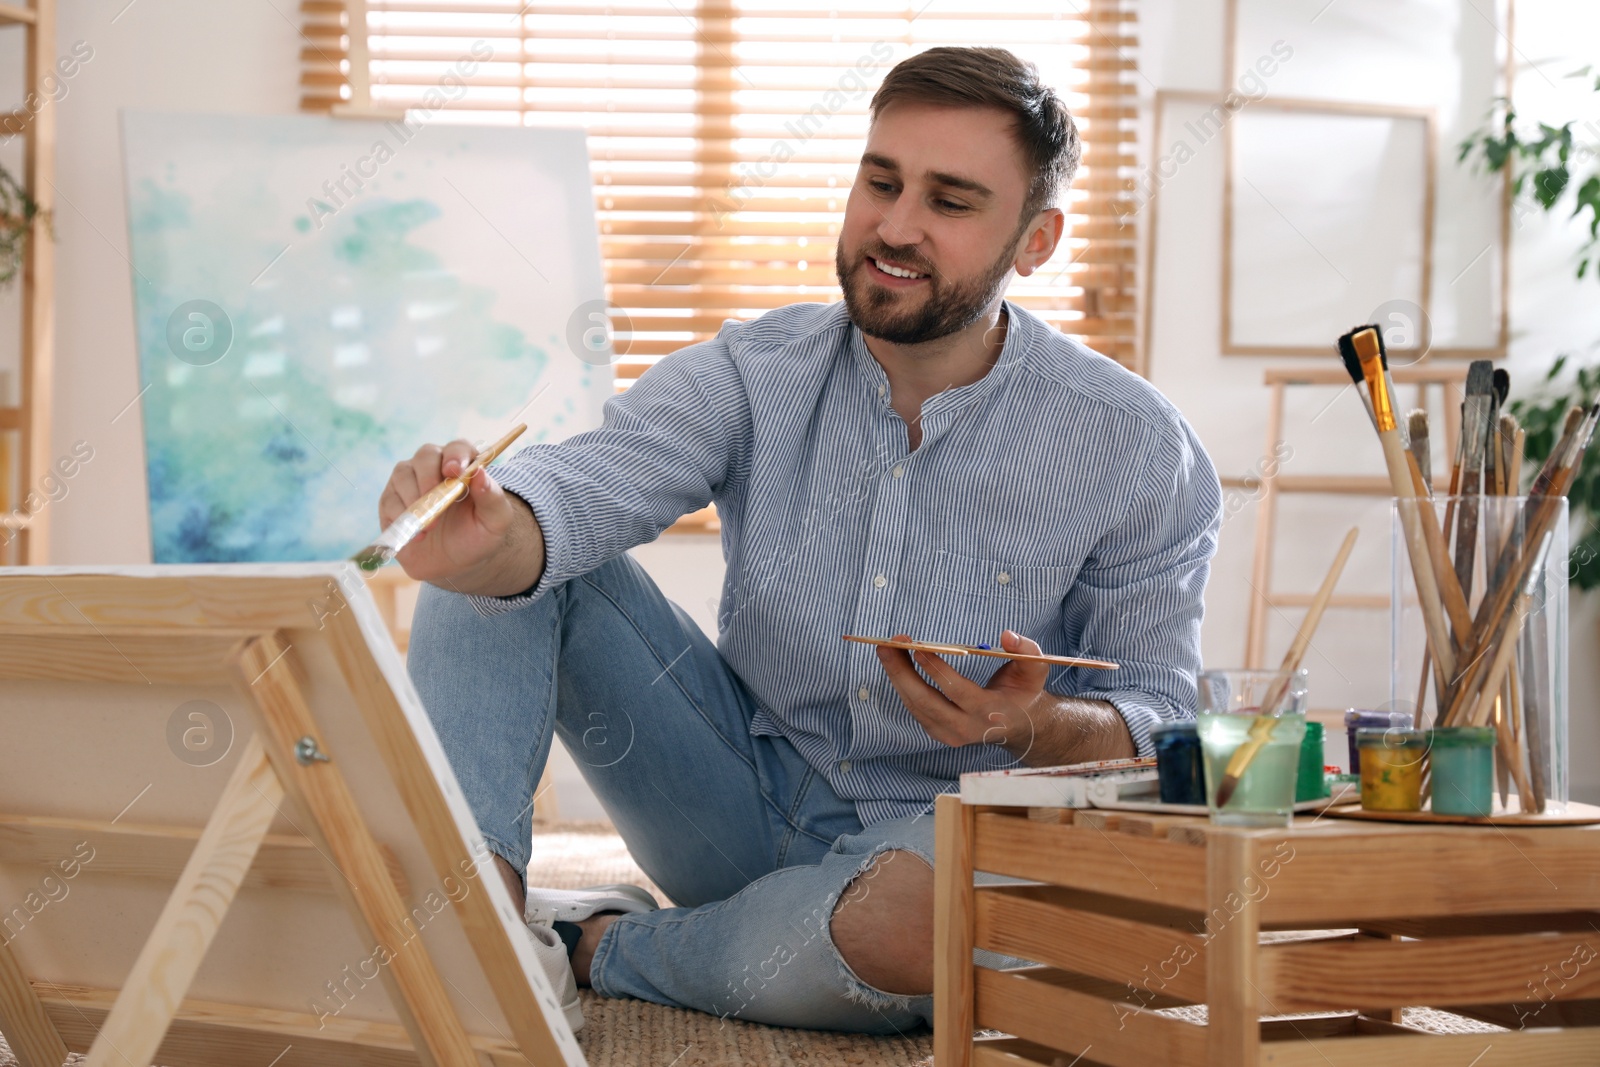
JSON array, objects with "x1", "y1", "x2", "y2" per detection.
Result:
[{"x1": 1429, "y1": 727, "x2": 1496, "y2": 817}]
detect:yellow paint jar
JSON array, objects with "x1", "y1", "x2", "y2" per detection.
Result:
[{"x1": 1357, "y1": 728, "x2": 1427, "y2": 812}]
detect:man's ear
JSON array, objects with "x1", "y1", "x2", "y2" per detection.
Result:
[{"x1": 1013, "y1": 208, "x2": 1066, "y2": 278}]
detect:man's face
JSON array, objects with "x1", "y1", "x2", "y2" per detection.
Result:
[{"x1": 835, "y1": 101, "x2": 1036, "y2": 347}]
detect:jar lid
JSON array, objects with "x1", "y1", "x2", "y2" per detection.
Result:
[
  {"x1": 1428, "y1": 726, "x2": 1496, "y2": 748},
  {"x1": 1151, "y1": 721, "x2": 1198, "y2": 739},
  {"x1": 1345, "y1": 709, "x2": 1414, "y2": 727},
  {"x1": 1355, "y1": 727, "x2": 1427, "y2": 748}
]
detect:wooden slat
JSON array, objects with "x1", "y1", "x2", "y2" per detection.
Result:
[
  {"x1": 1256, "y1": 1028, "x2": 1600, "y2": 1067},
  {"x1": 1206, "y1": 832, "x2": 1261, "y2": 1066},
  {"x1": 81, "y1": 737, "x2": 283, "y2": 1067},
  {"x1": 974, "y1": 967, "x2": 1204, "y2": 1067},
  {"x1": 0, "y1": 813, "x2": 411, "y2": 898},
  {"x1": 934, "y1": 796, "x2": 978, "y2": 1067},
  {"x1": 973, "y1": 1036, "x2": 1116, "y2": 1067},
  {"x1": 0, "y1": 5, "x2": 35, "y2": 26},
  {"x1": 319, "y1": 610, "x2": 581, "y2": 1065},
  {"x1": 972, "y1": 811, "x2": 1205, "y2": 907},
  {"x1": 1259, "y1": 930, "x2": 1600, "y2": 1012},
  {"x1": 0, "y1": 932, "x2": 68, "y2": 1067},
  {"x1": 1259, "y1": 825, "x2": 1600, "y2": 925},
  {"x1": 0, "y1": 630, "x2": 246, "y2": 684},
  {"x1": 975, "y1": 883, "x2": 1207, "y2": 1002},
  {"x1": 0, "y1": 571, "x2": 401, "y2": 637},
  {"x1": 37, "y1": 982, "x2": 529, "y2": 1067},
  {"x1": 236, "y1": 634, "x2": 482, "y2": 1067}
]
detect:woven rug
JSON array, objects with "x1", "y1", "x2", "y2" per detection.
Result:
[{"x1": 0, "y1": 821, "x2": 1499, "y2": 1067}]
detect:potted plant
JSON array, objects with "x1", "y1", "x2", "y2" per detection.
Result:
[{"x1": 1460, "y1": 71, "x2": 1600, "y2": 587}]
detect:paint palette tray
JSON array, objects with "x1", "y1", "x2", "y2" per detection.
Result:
[
  {"x1": 1323, "y1": 798, "x2": 1600, "y2": 826},
  {"x1": 934, "y1": 795, "x2": 1600, "y2": 1066}
]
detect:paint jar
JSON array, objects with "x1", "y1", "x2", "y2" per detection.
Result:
[
  {"x1": 1392, "y1": 496, "x2": 1569, "y2": 814},
  {"x1": 1344, "y1": 710, "x2": 1413, "y2": 775},
  {"x1": 1295, "y1": 721, "x2": 1327, "y2": 802},
  {"x1": 1197, "y1": 668, "x2": 1308, "y2": 827},
  {"x1": 1357, "y1": 728, "x2": 1427, "y2": 812},
  {"x1": 1429, "y1": 727, "x2": 1497, "y2": 817},
  {"x1": 1151, "y1": 721, "x2": 1204, "y2": 806}
]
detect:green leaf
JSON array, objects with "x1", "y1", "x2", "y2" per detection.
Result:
[{"x1": 1534, "y1": 166, "x2": 1570, "y2": 208}]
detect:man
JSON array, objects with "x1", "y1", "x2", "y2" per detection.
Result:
[{"x1": 390, "y1": 46, "x2": 1221, "y2": 1034}]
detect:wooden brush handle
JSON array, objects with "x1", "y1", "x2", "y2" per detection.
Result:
[
  {"x1": 1381, "y1": 429, "x2": 1457, "y2": 683},
  {"x1": 1220, "y1": 527, "x2": 1358, "y2": 788}
]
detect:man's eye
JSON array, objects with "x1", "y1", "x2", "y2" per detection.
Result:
[
  {"x1": 869, "y1": 180, "x2": 897, "y2": 194},
  {"x1": 936, "y1": 199, "x2": 969, "y2": 212}
]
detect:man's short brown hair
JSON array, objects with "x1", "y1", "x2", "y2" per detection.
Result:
[{"x1": 869, "y1": 46, "x2": 1081, "y2": 224}]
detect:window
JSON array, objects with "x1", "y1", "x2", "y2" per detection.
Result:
[{"x1": 299, "y1": 0, "x2": 1140, "y2": 387}]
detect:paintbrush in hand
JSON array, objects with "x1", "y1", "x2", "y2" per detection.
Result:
[
  {"x1": 351, "y1": 423, "x2": 528, "y2": 571},
  {"x1": 1213, "y1": 526, "x2": 1359, "y2": 809}
]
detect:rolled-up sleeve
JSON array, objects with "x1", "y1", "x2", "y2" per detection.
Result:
[
  {"x1": 1051, "y1": 413, "x2": 1222, "y2": 755},
  {"x1": 468, "y1": 335, "x2": 750, "y2": 616}
]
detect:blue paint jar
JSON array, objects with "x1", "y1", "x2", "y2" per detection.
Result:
[
  {"x1": 1152, "y1": 721, "x2": 1204, "y2": 806},
  {"x1": 1429, "y1": 727, "x2": 1497, "y2": 817}
]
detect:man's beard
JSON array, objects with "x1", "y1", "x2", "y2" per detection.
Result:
[{"x1": 835, "y1": 235, "x2": 1016, "y2": 346}]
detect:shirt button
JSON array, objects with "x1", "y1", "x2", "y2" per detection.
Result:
[
  {"x1": 877, "y1": 384, "x2": 886, "y2": 397},
  {"x1": 996, "y1": 571, "x2": 1011, "y2": 585},
  {"x1": 873, "y1": 574, "x2": 887, "y2": 589},
  {"x1": 857, "y1": 686, "x2": 870, "y2": 701},
  {"x1": 892, "y1": 464, "x2": 904, "y2": 478},
  {"x1": 838, "y1": 760, "x2": 853, "y2": 774}
]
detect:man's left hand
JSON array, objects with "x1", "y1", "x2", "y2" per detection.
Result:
[{"x1": 875, "y1": 630, "x2": 1048, "y2": 757}]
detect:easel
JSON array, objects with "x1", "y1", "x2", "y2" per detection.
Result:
[{"x1": 0, "y1": 564, "x2": 585, "y2": 1067}]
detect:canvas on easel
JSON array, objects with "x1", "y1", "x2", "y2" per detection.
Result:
[{"x1": 0, "y1": 563, "x2": 585, "y2": 1067}]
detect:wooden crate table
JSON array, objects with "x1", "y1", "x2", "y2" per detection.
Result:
[{"x1": 932, "y1": 795, "x2": 1600, "y2": 1067}]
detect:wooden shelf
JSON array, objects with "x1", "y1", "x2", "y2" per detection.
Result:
[
  {"x1": 0, "y1": 3, "x2": 37, "y2": 25},
  {"x1": 1221, "y1": 474, "x2": 1393, "y2": 496}
]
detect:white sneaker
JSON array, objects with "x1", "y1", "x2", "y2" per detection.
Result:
[
  {"x1": 524, "y1": 921, "x2": 585, "y2": 1033},
  {"x1": 524, "y1": 882, "x2": 659, "y2": 925}
]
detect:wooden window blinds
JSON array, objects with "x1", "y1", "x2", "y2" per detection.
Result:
[{"x1": 298, "y1": 1, "x2": 1141, "y2": 384}]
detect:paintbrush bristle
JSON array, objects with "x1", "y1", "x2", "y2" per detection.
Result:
[
  {"x1": 1493, "y1": 368, "x2": 1510, "y2": 407},
  {"x1": 1407, "y1": 409, "x2": 1429, "y2": 441},
  {"x1": 1336, "y1": 332, "x2": 1365, "y2": 385},
  {"x1": 1466, "y1": 360, "x2": 1494, "y2": 398}
]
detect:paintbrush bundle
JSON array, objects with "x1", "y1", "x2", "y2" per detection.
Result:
[{"x1": 1336, "y1": 326, "x2": 1594, "y2": 814}]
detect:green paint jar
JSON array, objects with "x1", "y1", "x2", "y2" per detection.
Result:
[
  {"x1": 1295, "y1": 721, "x2": 1327, "y2": 802},
  {"x1": 1429, "y1": 727, "x2": 1497, "y2": 817}
]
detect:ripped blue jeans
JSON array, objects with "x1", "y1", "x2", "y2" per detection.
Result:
[{"x1": 407, "y1": 554, "x2": 950, "y2": 1033}]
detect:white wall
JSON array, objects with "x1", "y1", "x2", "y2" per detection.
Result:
[{"x1": 11, "y1": 1, "x2": 1599, "y2": 807}]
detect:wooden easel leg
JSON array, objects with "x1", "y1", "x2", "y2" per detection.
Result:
[
  {"x1": 0, "y1": 931, "x2": 69, "y2": 1067},
  {"x1": 933, "y1": 795, "x2": 977, "y2": 1067},
  {"x1": 1356, "y1": 929, "x2": 1402, "y2": 1023},
  {"x1": 82, "y1": 735, "x2": 282, "y2": 1067},
  {"x1": 1206, "y1": 832, "x2": 1261, "y2": 1066},
  {"x1": 235, "y1": 634, "x2": 480, "y2": 1067}
]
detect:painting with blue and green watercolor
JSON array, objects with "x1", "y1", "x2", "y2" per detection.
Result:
[{"x1": 122, "y1": 111, "x2": 611, "y2": 562}]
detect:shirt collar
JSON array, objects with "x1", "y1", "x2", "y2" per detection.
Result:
[{"x1": 847, "y1": 299, "x2": 1028, "y2": 417}]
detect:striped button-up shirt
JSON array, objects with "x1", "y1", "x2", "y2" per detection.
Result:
[{"x1": 476, "y1": 299, "x2": 1222, "y2": 825}]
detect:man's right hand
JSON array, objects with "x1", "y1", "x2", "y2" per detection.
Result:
[{"x1": 378, "y1": 439, "x2": 545, "y2": 597}]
